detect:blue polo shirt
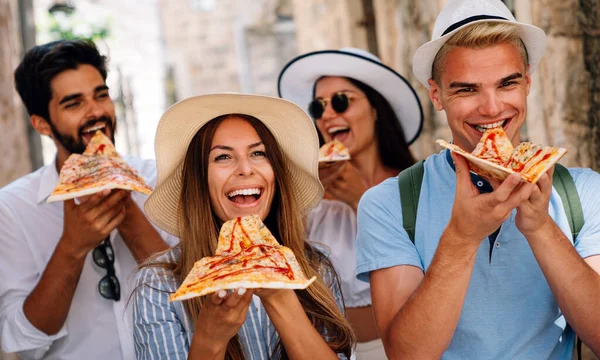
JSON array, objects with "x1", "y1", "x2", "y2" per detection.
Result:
[{"x1": 356, "y1": 150, "x2": 600, "y2": 359}]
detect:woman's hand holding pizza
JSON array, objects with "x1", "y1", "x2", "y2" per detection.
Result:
[
  {"x1": 323, "y1": 162, "x2": 367, "y2": 211},
  {"x1": 447, "y1": 153, "x2": 534, "y2": 246},
  {"x1": 515, "y1": 166, "x2": 555, "y2": 236},
  {"x1": 61, "y1": 189, "x2": 129, "y2": 258},
  {"x1": 318, "y1": 161, "x2": 346, "y2": 188},
  {"x1": 190, "y1": 288, "x2": 254, "y2": 355}
]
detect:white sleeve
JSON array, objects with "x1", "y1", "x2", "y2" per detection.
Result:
[{"x1": 0, "y1": 199, "x2": 67, "y2": 359}]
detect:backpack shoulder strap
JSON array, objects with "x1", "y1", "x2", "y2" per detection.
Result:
[
  {"x1": 551, "y1": 165, "x2": 587, "y2": 360},
  {"x1": 552, "y1": 163, "x2": 584, "y2": 240},
  {"x1": 398, "y1": 160, "x2": 425, "y2": 244}
]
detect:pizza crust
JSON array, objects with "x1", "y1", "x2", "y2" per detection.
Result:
[
  {"x1": 436, "y1": 128, "x2": 567, "y2": 184},
  {"x1": 47, "y1": 181, "x2": 151, "y2": 202},
  {"x1": 171, "y1": 277, "x2": 317, "y2": 301}
]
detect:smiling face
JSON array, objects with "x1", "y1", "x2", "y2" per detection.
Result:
[
  {"x1": 313, "y1": 76, "x2": 378, "y2": 156},
  {"x1": 207, "y1": 116, "x2": 276, "y2": 223},
  {"x1": 43, "y1": 64, "x2": 116, "y2": 161},
  {"x1": 428, "y1": 42, "x2": 531, "y2": 152}
]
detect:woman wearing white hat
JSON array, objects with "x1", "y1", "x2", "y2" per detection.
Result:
[
  {"x1": 278, "y1": 48, "x2": 424, "y2": 359},
  {"x1": 132, "y1": 93, "x2": 355, "y2": 359}
]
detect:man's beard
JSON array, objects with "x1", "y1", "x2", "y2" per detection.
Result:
[{"x1": 48, "y1": 116, "x2": 117, "y2": 154}]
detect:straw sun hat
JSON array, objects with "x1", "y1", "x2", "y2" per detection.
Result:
[
  {"x1": 278, "y1": 47, "x2": 423, "y2": 145},
  {"x1": 144, "y1": 93, "x2": 324, "y2": 237},
  {"x1": 412, "y1": 0, "x2": 547, "y2": 89}
]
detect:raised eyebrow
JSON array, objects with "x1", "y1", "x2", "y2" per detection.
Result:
[
  {"x1": 94, "y1": 85, "x2": 110, "y2": 93},
  {"x1": 248, "y1": 141, "x2": 264, "y2": 150},
  {"x1": 209, "y1": 145, "x2": 234, "y2": 152},
  {"x1": 449, "y1": 81, "x2": 479, "y2": 89},
  {"x1": 498, "y1": 73, "x2": 523, "y2": 84}
]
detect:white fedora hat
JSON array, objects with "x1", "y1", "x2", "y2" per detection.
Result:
[
  {"x1": 413, "y1": 0, "x2": 547, "y2": 89},
  {"x1": 145, "y1": 93, "x2": 324, "y2": 237},
  {"x1": 277, "y1": 47, "x2": 424, "y2": 145}
]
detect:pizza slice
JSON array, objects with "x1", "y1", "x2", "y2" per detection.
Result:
[
  {"x1": 319, "y1": 139, "x2": 351, "y2": 162},
  {"x1": 83, "y1": 130, "x2": 118, "y2": 157},
  {"x1": 436, "y1": 127, "x2": 567, "y2": 183},
  {"x1": 170, "y1": 215, "x2": 317, "y2": 301},
  {"x1": 505, "y1": 142, "x2": 567, "y2": 183},
  {"x1": 47, "y1": 131, "x2": 153, "y2": 202},
  {"x1": 471, "y1": 127, "x2": 514, "y2": 165}
]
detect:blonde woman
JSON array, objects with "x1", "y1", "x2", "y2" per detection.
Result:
[{"x1": 133, "y1": 94, "x2": 355, "y2": 359}]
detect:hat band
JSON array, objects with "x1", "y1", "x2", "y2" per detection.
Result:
[{"x1": 442, "y1": 15, "x2": 508, "y2": 36}]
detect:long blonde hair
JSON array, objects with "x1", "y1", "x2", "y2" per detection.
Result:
[
  {"x1": 432, "y1": 21, "x2": 529, "y2": 85},
  {"x1": 149, "y1": 114, "x2": 354, "y2": 359}
]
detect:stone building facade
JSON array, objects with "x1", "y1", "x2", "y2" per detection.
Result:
[
  {"x1": 159, "y1": 0, "x2": 297, "y2": 100},
  {"x1": 0, "y1": 0, "x2": 32, "y2": 189},
  {"x1": 291, "y1": 0, "x2": 599, "y2": 170}
]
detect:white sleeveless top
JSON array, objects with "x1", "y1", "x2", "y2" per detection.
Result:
[{"x1": 306, "y1": 199, "x2": 371, "y2": 308}]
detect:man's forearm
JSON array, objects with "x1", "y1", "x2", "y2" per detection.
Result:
[
  {"x1": 386, "y1": 226, "x2": 479, "y2": 359},
  {"x1": 118, "y1": 199, "x2": 169, "y2": 263},
  {"x1": 525, "y1": 219, "x2": 600, "y2": 353},
  {"x1": 23, "y1": 237, "x2": 86, "y2": 335}
]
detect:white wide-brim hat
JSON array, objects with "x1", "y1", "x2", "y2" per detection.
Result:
[
  {"x1": 413, "y1": 0, "x2": 547, "y2": 89},
  {"x1": 145, "y1": 93, "x2": 324, "y2": 237},
  {"x1": 278, "y1": 47, "x2": 424, "y2": 145}
]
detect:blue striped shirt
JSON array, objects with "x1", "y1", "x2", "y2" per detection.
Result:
[{"x1": 133, "y1": 248, "x2": 350, "y2": 359}]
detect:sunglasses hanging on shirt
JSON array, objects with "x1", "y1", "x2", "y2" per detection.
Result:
[
  {"x1": 308, "y1": 92, "x2": 350, "y2": 119},
  {"x1": 92, "y1": 237, "x2": 121, "y2": 301}
]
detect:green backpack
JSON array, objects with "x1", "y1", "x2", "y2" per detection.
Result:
[{"x1": 397, "y1": 160, "x2": 585, "y2": 359}]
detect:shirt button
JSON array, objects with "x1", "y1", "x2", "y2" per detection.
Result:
[
  {"x1": 496, "y1": 242, "x2": 500, "y2": 248},
  {"x1": 477, "y1": 180, "x2": 484, "y2": 187}
]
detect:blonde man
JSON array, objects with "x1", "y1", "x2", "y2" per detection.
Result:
[{"x1": 355, "y1": 0, "x2": 600, "y2": 359}]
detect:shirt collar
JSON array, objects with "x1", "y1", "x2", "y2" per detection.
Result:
[
  {"x1": 444, "y1": 149, "x2": 494, "y2": 194},
  {"x1": 37, "y1": 159, "x2": 59, "y2": 204}
]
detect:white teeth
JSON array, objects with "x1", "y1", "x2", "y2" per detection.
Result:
[
  {"x1": 83, "y1": 124, "x2": 106, "y2": 133},
  {"x1": 328, "y1": 126, "x2": 349, "y2": 134},
  {"x1": 227, "y1": 188, "x2": 261, "y2": 198},
  {"x1": 474, "y1": 120, "x2": 506, "y2": 132}
]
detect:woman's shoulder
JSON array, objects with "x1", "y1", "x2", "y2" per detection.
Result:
[{"x1": 136, "y1": 247, "x2": 181, "y2": 293}]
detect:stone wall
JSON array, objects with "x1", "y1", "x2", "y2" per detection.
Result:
[
  {"x1": 373, "y1": 0, "x2": 449, "y2": 160},
  {"x1": 518, "y1": 0, "x2": 592, "y2": 168},
  {"x1": 159, "y1": 0, "x2": 296, "y2": 99},
  {"x1": 0, "y1": 0, "x2": 32, "y2": 189},
  {"x1": 291, "y1": 0, "x2": 369, "y2": 52}
]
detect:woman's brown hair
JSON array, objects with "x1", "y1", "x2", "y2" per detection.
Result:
[{"x1": 145, "y1": 114, "x2": 355, "y2": 359}]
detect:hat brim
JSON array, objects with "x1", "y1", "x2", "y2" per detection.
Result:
[
  {"x1": 413, "y1": 19, "x2": 547, "y2": 88},
  {"x1": 145, "y1": 94, "x2": 324, "y2": 237},
  {"x1": 278, "y1": 50, "x2": 424, "y2": 145}
]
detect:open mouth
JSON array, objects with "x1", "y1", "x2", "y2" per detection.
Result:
[
  {"x1": 81, "y1": 123, "x2": 108, "y2": 139},
  {"x1": 327, "y1": 126, "x2": 350, "y2": 140},
  {"x1": 472, "y1": 118, "x2": 510, "y2": 133},
  {"x1": 227, "y1": 187, "x2": 263, "y2": 205}
]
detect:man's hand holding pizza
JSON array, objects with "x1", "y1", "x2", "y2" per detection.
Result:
[
  {"x1": 61, "y1": 189, "x2": 129, "y2": 259},
  {"x1": 515, "y1": 166, "x2": 555, "y2": 237},
  {"x1": 446, "y1": 153, "x2": 534, "y2": 247}
]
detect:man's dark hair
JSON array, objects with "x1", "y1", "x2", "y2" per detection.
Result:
[
  {"x1": 14, "y1": 39, "x2": 108, "y2": 122},
  {"x1": 346, "y1": 77, "x2": 416, "y2": 171}
]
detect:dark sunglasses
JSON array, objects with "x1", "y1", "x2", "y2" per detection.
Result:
[
  {"x1": 308, "y1": 92, "x2": 350, "y2": 119},
  {"x1": 93, "y1": 237, "x2": 121, "y2": 301}
]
